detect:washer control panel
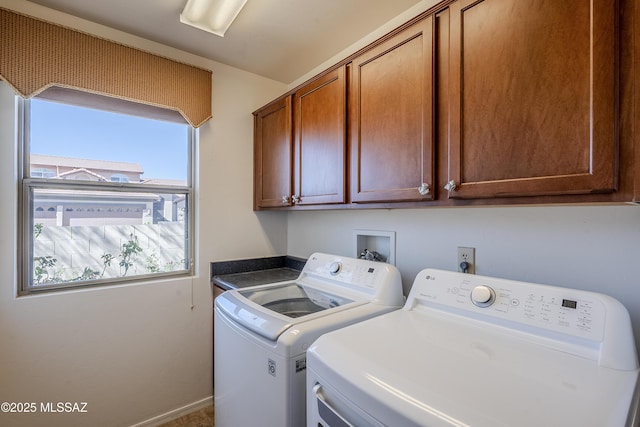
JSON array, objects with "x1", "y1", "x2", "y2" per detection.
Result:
[
  {"x1": 299, "y1": 253, "x2": 404, "y2": 306},
  {"x1": 410, "y1": 269, "x2": 607, "y2": 342},
  {"x1": 307, "y1": 257, "x2": 380, "y2": 288},
  {"x1": 328, "y1": 261, "x2": 342, "y2": 276}
]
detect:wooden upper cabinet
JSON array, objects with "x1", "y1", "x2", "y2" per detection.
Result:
[
  {"x1": 254, "y1": 96, "x2": 292, "y2": 209},
  {"x1": 446, "y1": 0, "x2": 618, "y2": 199},
  {"x1": 293, "y1": 66, "x2": 347, "y2": 205},
  {"x1": 350, "y1": 17, "x2": 435, "y2": 203}
]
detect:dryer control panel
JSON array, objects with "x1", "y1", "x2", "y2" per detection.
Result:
[{"x1": 408, "y1": 269, "x2": 638, "y2": 370}]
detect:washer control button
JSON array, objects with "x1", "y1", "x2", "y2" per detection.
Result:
[
  {"x1": 329, "y1": 262, "x2": 342, "y2": 275},
  {"x1": 471, "y1": 285, "x2": 496, "y2": 307}
]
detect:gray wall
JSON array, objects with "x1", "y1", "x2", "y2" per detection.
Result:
[{"x1": 287, "y1": 206, "x2": 640, "y2": 352}]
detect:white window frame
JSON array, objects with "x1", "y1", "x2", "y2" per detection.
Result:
[{"x1": 17, "y1": 96, "x2": 195, "y2": 295}]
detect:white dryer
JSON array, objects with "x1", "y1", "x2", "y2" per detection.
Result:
[
  {"x1": 214, "y1": 252, "x2": 404, "y2": 427},
  {"x1": 307, "y1": 269, "x2": 640, "y2": 427}
]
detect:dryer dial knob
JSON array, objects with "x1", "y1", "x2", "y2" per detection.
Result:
[
  {"x1": 471, "y1": 285, "x2": 495, "y2": 307},
  {"x1": 329, "y1": 262, "x2": 342, "y2": 275}
]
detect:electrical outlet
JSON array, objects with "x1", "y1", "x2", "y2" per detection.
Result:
[{"x1": 457, "y1": 247, "x2": 475, "y2": 274}]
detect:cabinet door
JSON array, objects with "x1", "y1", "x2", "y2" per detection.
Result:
[
  {"x1": 350, "y1": 17, "x2": 434, "y2": 203},
  {"x1": 254, "y1": 96, "x2": 293, "y2": 208},
  {"x1": 293, "y1": 66, "x2": 346, "y2": 205},
  {"x1": 447, "y1": 0, "x2": 618, "y2": 199}
]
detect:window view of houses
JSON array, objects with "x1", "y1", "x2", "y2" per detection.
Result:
[
  {"x1": 30, "y1": 154, "x2": 189, "y2": 287},
  {"x1": 32, "y1": 154, "x2": 187, "y2": 225}
]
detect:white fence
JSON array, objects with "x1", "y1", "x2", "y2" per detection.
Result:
[{"x1": 33, "y1": 222, "x2": 186, "y2": 283}]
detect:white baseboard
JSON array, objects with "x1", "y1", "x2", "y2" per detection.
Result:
[{"x1": 130, "y1": 396, "x2": 213, "y2": 427}]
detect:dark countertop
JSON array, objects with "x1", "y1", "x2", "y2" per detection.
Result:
[
  {"x1": 212, "y1": 267, "x2": 301, "y2": 290},
  {"x1": 210, "y1": 255, "x2": 306, "y2": 291}
]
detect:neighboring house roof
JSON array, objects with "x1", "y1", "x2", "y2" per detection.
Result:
[
  {"x1": 31, "y1": 154, "x2": 144, "y2": 174},
  {"x1": 57, "y1": 168, "x2": 108, "y2": 181}
]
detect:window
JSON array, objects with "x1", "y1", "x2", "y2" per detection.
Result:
[
  {"x1": 19, "y1": 94, "x2": 194, "y2": 294},
  {"x1": 110, "y1": 174, "x2": 130, "y2": 183},
  {"x1": 31, "y1": 168, "x2": 55, "y2": 178}
]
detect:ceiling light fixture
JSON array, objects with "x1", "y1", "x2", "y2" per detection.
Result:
[{"x1": 180, "y1": 0, "x2": 248, "y2": 37}]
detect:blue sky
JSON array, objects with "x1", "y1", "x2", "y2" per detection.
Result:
[{"x1": 30, "y1": 98, "x2": 189, "y2": 181}]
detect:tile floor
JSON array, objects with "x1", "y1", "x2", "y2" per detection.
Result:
[{"x1": 158, "y1": 404, "x2": 214, "y2": 427}]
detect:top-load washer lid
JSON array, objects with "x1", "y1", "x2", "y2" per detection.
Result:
[
  {"x1": 307, "y1": 269, "x2": 640, "y2": 427},
  {"x1": 217, "y1": 281, "x2": 360, "y2": 340},
  {"x1": 215, "y1": 253, "x2": 404, "y2": 341},
  {"x1": 240, "y1": 282, "x2": 353, "y2": 318}
]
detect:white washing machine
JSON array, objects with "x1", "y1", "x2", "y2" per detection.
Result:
[
  {"x1": 307, "y1": 269, "x2": 640, "y2": 427},
  {"x1": 214, "y1": 252, "x2": 404, "y2": 427}
]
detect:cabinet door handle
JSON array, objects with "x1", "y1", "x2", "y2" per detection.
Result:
[
  {"x1": 291, "y1": 195, "x2": 300, "y2": 204},
  {"x1": 444, "y1": 180, "x2": 457, "y2": 192},
  {"x1": 418, "y1": 183, "x2": 430, "y2": 196},
  {"x1": 281, "y1": 195, "x2": 289, "y2": 205}
]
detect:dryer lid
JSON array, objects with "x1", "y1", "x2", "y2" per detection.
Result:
[
  {"x1": 308, "y1": 308, "x2": 640, "y2": 427},
  {"x1": 307, "y1": 268, "x2": 640, "y2": 427}
]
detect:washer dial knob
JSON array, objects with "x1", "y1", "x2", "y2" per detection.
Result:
[
  {"x1": 328, "y1": 261, "x2": 342, "y2": 275},
  {"x1": 471, "y1": 285, "x2": 496, "y2": 307}
]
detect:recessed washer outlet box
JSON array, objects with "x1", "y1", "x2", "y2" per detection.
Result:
[{"x1": 353, "y1": 230, "x2": 396, "y2": 265}]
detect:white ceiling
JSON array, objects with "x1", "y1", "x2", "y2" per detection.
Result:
[{"x1": 27, "y1": 0, "x2": 424, "y2": 84}]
